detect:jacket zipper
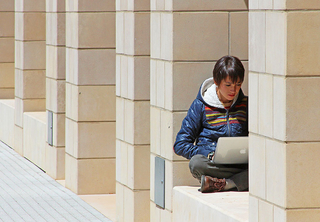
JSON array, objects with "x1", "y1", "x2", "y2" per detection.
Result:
[{"x1": 226, "y1": 109, "x2": 231, "y2": 136}]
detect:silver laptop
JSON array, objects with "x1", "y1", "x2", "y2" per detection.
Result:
[{"x1": 212, "y1": 137, "x2": 249, "y2": 164}]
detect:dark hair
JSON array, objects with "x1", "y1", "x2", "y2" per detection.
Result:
[{"x1": 213, "y1": 55, "x2": 245, "y2": 86}]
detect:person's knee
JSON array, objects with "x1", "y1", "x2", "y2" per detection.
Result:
[
  {"x1": 189, "y1": 154, "x2": 205, "y2": 174},
  {"x1": 189, "y1": 154, "x2": 207, "y2": 181}
]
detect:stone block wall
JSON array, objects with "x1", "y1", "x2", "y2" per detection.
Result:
[
  {"x1": 64, "y1": 0, "x2": 116, "y2": 194},
  {"x1": 150, "y1": 1, "x2": 249, "y2": 221},
  {"x1": 0, "y1": 1, "x2": 14, "y2": 99},
  {"x1": 1, "y1": 0, "x2": 118, "y2": 197},
  {"x1": 14, "y1": 0, "x2": 46, "y2": 155},
  {"x1": 249, "y1": 1, "x2": 320, "y2": 221},
  {"x1": 0, "y1": 1, "x2": 14, "y2": 152},
  {"x1": 115, "y1": 0, "x2": 151, "y2": 221},
  {"x1": 45, "y1": 0, "x2": 66, "y2": 180}
]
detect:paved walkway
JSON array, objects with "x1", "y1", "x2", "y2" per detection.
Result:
[{"x1": 0, "y1": 141, "x2": 112, "y2": 222}]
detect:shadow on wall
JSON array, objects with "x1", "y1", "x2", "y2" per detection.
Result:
[{"x1": 245, "y1": 0, "x2": 248, "y2": 8}]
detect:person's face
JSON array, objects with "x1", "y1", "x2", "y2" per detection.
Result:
[{"x1": 215, "y1": 77, "x2": 242, "y2": 103}]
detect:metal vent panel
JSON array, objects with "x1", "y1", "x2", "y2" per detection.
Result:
[
  {"x1": 47, "y1": 111, "x2": 53, "y2": 146},
  {"x1": 154, "y1": 156, "x2": 165, "y2": 209}
]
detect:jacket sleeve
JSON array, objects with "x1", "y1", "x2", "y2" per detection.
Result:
[{"x1": 173, "y1": 99, "x2": 215, "y2": 159}]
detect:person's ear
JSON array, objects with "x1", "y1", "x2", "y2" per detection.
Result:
[{"x1": 214, "y1": 80, "x2": 218, "y2": 86}]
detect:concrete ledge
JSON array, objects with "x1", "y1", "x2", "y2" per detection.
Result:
[
  {"x1": 23, "y1": 111, "x2": 46, "y2": 170},
  {"x1": 173, "y1": 186, "x2": 248, "y2": 222},
  {"x1": 0, "y1": 99, "x2": 15, "y2": 147}
]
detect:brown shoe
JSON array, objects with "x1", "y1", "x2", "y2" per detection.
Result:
[{"x1": 200, "y1": 175, "x2": 226, "y2": 193}]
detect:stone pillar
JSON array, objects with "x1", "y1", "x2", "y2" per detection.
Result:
[
  {"x1": 45, "y1": 0, "x2": 66, "y2": 179},
  {"x1": 14, "y1": 0, "x2": 46, "y2": 155},
  {"x1": 249, "y1": 1, "x2": 320, "y2": 221},
  {"x1": 65, "y1": 0, "x2": 116, "y2": 194},
  {"x1": 115, "y1": 1, "x2": 150, "y2": 221},
  {"x1": 0, "y1": 1, "x2": 14, "y2": 99},
  {"x1": 149, "y1": 1, "x2": 248, "y2": 221}
]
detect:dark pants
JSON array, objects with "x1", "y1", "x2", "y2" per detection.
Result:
[{"x1": 189, "y1": 154, "x2": 248, "y2": 191}]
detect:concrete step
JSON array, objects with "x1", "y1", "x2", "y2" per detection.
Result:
[
  {"x1": 173, "y1": 186, "x2": 248, "y2": 222},
  {"x1": 0, "y1": 99, "x2": 15, "y2": 147}
]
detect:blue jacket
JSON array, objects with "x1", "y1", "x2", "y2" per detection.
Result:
[{"x1": 174, "y1": 78, "x2": 248, "y2": 159}]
